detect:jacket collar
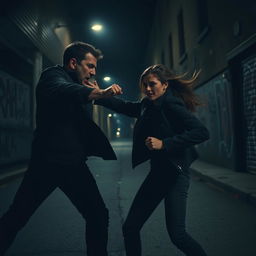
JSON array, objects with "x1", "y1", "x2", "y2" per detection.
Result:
[
  {"x1": 57, "y1": 65, "x2": 80, "y2": 84},
  {"x1": 143, "y1": 88, "x2": 173, "y2": 109}
]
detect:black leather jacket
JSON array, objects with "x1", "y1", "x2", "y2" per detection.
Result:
[
  {"x1": 95, "y1": 89, "x2": 209, "y2": 171},
  {"x1": 32, "y1": 65, "x2": 116, "y2": 165}
]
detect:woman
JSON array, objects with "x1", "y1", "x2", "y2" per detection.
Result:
[{"x1": 95, "y1": 64, "x2": 209, "y2": 256}]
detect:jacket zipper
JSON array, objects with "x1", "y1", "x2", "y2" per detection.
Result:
[
  {"x1": 175, "y1": 164, "x2": 183, "y2": 173},
  {"x1": 166, "y1": 157, "x2": 184, "y2": 174},
  {"x1": 171, "y1": 161, "x2": 184, "y2": 173}
]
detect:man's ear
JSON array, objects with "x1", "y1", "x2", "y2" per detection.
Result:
[{"x1": 68, "y1": 58, "x2": 77, "y2": 70}]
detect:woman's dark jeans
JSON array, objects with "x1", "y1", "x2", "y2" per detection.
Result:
[{"x1": 122, "y1": 160, "x2": 207, "y2": 256}]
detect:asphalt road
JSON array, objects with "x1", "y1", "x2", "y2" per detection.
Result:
[{"x1": 1, "y1": 140, "x2": 256, "y2": 256}]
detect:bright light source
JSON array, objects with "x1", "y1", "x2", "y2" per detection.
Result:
[
  {"x1": 116, "y1": 131, "x2": 120, "y2": 137},
  {"x1": 103, "y1": 76, "x2": 111, "y2": 82},
  {"x1": 91, "y1": 24, "x2": 103, "y2": 31},
  {"x1": 117, "y1": 128, "x2": 121, "y2": 131},
  {"x1": 108, "y1": 114, "x2": 112, "y2": 117}
]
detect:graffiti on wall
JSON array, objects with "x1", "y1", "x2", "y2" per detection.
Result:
[
  {"x1": 0, "y1": 130, "x2": 32, "y2": 165},
  {"x1": 196, "y1": 71, "x2": 235, "y2": 168},
  {"x1": 0, "y1": 70, "x2": 30, "y2": 127},
  {"x1": 0, "y1": 132, "x2": 17, "y2": 159},
  {"x1": 242, "y1": 55, "x2": 256, "y2": 171},
  {"x1": 0, "y1": 70, "x2": 32, "y2": 168}
]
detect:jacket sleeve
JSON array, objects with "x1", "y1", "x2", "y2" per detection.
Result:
[
  {"x1": 95, "y1": 97, "x2": 141, "y2": 118},
  {"x1": 37, "y1": 68, "x2": 94, "y2": 102},
  {"x1": 162, "y1": 96, "x2": 210, "y2": 152}
]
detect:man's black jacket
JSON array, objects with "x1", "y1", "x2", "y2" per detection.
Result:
[
  {"x1": 31, "y1": 65, "x2": 116, "y2": 165},
  {"x1": 96, "y1": 89, "x2": 209, "y2": 171}
]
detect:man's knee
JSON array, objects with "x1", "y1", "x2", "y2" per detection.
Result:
[
  {"x1": 0, "y1": 217, "x2": 19, "y2": 255},
  {"x1": 85, "y1": 207, "x2": 109, "y2": 227},
  {"x1": 99, "y1": 207, "x2": 109, "y2": 226},
  {"x1": 0, "y1": 208, "x2": 30, "y2": 233},
  {"x1": 122, "y1": 220, "x2": 140, "y2": 237}
]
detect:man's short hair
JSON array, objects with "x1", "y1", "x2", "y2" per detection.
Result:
[{"x1": 63, "y1": 41, "x2": 103, "y2": 65}]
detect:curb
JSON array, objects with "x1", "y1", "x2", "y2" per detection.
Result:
[
  {"x1": 0, "y1": 167, "x2": 27, "y2": 185},
  {"x1": 190, "y1": 163, "x2": 256, "y2": 208}
]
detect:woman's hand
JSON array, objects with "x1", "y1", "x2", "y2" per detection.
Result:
[{"x1": 145, "y1": 137, "x2": 163, "y2": 150}]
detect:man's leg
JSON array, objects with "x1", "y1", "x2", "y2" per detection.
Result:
[
  {"x1": 0, "y1": 160, "x2": 57, "y2": 255},
  {"x1": 58, "y1": 162, "x2": 109, "y2": 256}
]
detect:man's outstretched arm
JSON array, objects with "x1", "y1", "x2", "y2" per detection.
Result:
[{"x1": 87, "y1": 83, "x2": 123, "y2": 100}]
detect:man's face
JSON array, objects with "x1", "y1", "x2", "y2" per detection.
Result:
[{"x1": 75, "y1": 52, "x2": 97, "y2": 83}]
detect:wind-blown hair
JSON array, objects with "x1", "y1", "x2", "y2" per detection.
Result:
[{"x1": 139, "y1": 64, "x2": 202, "y2": 112}]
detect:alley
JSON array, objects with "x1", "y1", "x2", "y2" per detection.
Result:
[{"x1": 1, "y1": 140, "x2": 256, "y2": 256}]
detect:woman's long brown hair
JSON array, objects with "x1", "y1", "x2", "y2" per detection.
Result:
[{"x1": 139, "y1": 64, "x2": 202, "y2": 112}]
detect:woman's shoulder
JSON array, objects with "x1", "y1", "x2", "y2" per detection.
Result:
[
  {"x1": 140, "y1": 96, "x2": 151, "y2": 106},
  {"x1": 163, "y1": 91, "x2": 185, "y2": 107},
  {"x1": 140, "y1": 96, "x2": 149, "y2": 103}
]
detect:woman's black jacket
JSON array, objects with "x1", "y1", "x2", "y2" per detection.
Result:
[{"x1": 96, "y1": 89, "x2": 210, "y2": 171}]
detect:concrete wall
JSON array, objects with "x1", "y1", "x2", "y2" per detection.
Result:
[
  {"x1": 0, "y1": 3, "x2": 71, "y2": 171},
  {"x1": 144, "y1": 0, "x2": 256, "y2": 171}
]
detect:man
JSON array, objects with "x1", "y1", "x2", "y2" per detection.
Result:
[{"x1": 0, "y1": 42, "x2": 122, "y2": 256}]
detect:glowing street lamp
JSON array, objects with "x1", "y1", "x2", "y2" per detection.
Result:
[
  {"x1": 103, "y1": 76, "x2": 111, "y2": 82},
  {"x1": 91, "y1": 24, "x2": 103, "y2": 32},
  {"x1": 107, "y1": 113, "x2": 112, "y2": 139}
]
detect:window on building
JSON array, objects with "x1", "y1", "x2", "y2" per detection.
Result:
[
  {"x1": 161, "y1": 50, "x2": 165, "y2": 65},
  {"x1": 168, "y1": 33, "x2": 174, "y2": 68},
  {"x1": 196, "y1": 0, "x2": 209, "y2": 42},
  {"x1": 177, "y1": 9, "x2": 186, "y2": 58}
]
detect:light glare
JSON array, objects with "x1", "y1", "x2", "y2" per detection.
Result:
[
  {"x1": 104, "y1": 76, "x2": 111, "y2": 82},
  {"x1": 91, "y1": 24, "x2": 103, "y2": 31}
]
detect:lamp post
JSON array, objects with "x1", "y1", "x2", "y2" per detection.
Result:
[{"x1": 107, "y1": 113, "x2": 112, "y2": 140}]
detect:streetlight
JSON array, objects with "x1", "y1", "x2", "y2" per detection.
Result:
[
  {"x1": 107, "y1": 113, "x2": 112, "y2": 139},
  {"x1": 91, "y1": 24, "x2": 103, "y2": 32},
  {"x1": 103, "y1": 76, "x2": 111, "y2": 82}
]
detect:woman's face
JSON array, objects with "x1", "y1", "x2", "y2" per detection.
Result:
[{"x1": 142, "y1": 74, "x2": 168, "y2": 101}]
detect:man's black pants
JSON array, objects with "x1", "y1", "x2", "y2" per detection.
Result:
[{"x1": 0, "y1": 159, "x2": 109, "y2": 256}]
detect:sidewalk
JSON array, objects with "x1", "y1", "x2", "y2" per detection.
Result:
[
  {"x1": 1, "y1": 158, "x2": 256, "y2": 208},
  {"x1": 0, "y1": 166, "x2": 27, "y2": 186},
  {"x1": 190, "y1": 160, "x2": 256, "y2": 207}
]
